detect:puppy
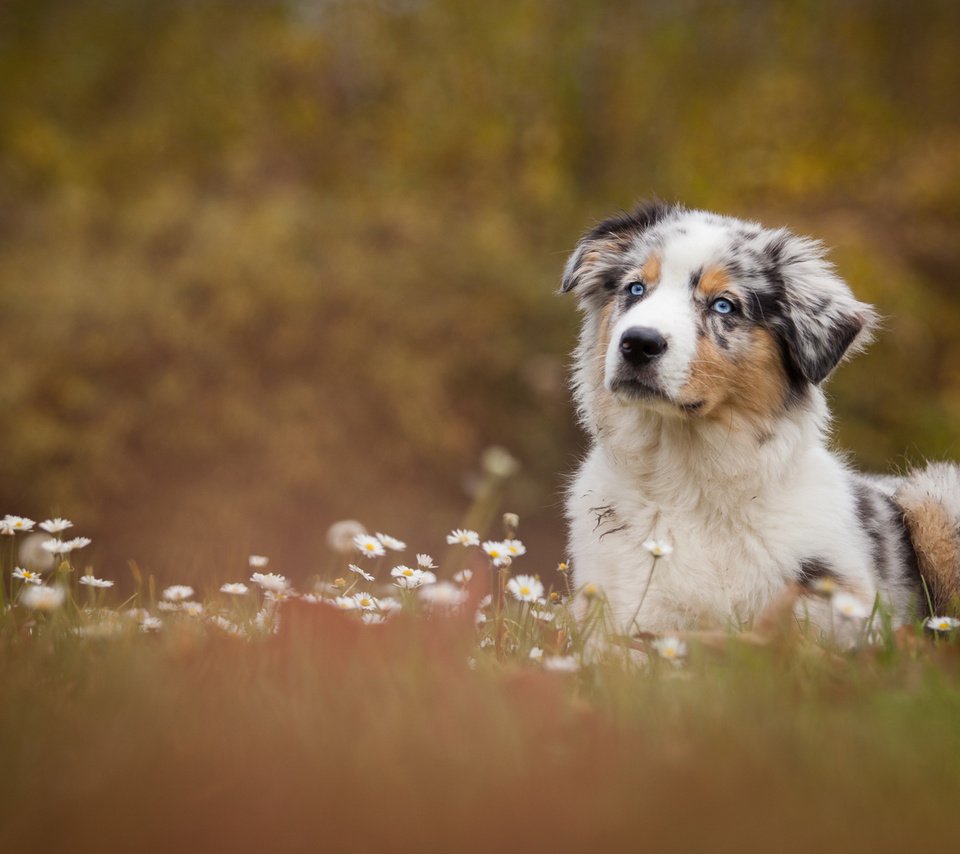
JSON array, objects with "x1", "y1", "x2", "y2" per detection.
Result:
[{"x1": 561, "y1": 202, "x2": 960, "y2": 637}]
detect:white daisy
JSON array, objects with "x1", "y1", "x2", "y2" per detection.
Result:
[
  {"x1": 249, "y1": 572, "x2": 289, "y2": 593},
  {"x1": 1, "y1": 515, "x2": 35, "y2": 534},
  {"x1": 416, "y1": 553, "x2": 437, "y2": 569},
  {"x1": 361, "y1": 612, "x2": 387, "y2": 625},
  {"x1": 348, "y1": 564, "x2": 375, "y2": 582},
  {"x1": 162, "y1": 585, "x2": 195, "y2": 602},
  {"x1": 925, "y1": 616, "x2": 960, "y2": 632},
  {"x1": 354, "y1": 534, "x2": 386, "y2": 558},
  {"x1": 253, "y1": 608, "x2": 276, "y2": 632},
  {"x1": 40, "y1": 539, "x2": 72, "y2": 555},
  {"x1": 529, "y1": 647, "x2": 544, "y2": 662},
  {"x1": 391, "y1": 566, "x2": 437, "y2": 589},
  {"x1": 376, "y1": 532, "x2": 406, "y2": 551},
  {"x1": 39, "y1": 518, "x2": 73, "y2": 534},
  {"x1": 248, "y1": 555, "x2": 269, "y2": 568},
  {"x1": 652, "y1": 636, "x2": 688, "y2": 661},
  {"x1": 482, "y1": 540, "x2": 512, "y2": 567},
  {"x1": 157, "y1": 601, "x2": 181, "y2": 612},
  {"x1": 220, "y1": 582, "x2": 249, "y2": 595},
  {"x1": 139, "y1": 616, "x2": 163, "y2": 632},
  {"x1": 21, "y1": 584, "x2": 65, "y2": 611},
  {"x1": 352, "y1": 592, "x2": 380, "y2": 611},
  {"x1": 506, "y1": 574, "x2": 544, "y2": 603},
  {"x1": 182, "y1": 601, "x2": 204, "y2": 618},
  {"x1": 12, "y1": 566, "x2": 43, "y2": 585},
  {"x1": 447, "y1": 529, "x2": 480, "y2": 547},
  {"x1": 377, "y1": 597, "x2": 403, "y2": 612},
  {"x1": 832, "y1": 592, "x2": 870, "y2": 620},
  {"x1": 503, "y1": 539, "x2": 526, "y2": 557},
  {"x1": 531, "y1": 608, "x2": 555, "y2": 623},
  {"x1": 65, "y1": 536, "x2": 91, "y2": 551},
  {"x1": 332, "y1": 596, "x2": 360, "y2": 610},
  {"x1": 79, "y1": 575, "x2": 114, "y2": 588},
  {"x1": 643, "y1": 539, "x2": 674, "y2": 558},
  {"x1": 453, "y1": 569, "x2": 473, "y2": 585}
]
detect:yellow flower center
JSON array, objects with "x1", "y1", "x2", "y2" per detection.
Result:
[{"x1": 519, "y1": 587, "x2": 530, "y2": 596}]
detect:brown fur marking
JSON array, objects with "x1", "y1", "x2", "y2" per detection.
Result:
[
  {"x1": 697, "y1": 266, "x2": 730, "y2": 299},
  {"x1": 679, "y1": 327, "x2": 788, "y2": 422},
  {"x1": 641, "y1": 254, "x2": 661, "y2": 285},
  {"x1": 899, "y1": 498, "x2": 960, "y2": 611}
]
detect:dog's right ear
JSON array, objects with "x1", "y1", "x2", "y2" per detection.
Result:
[{"x1": 560, "y1": 201, "x2": 673, "y2": 302}]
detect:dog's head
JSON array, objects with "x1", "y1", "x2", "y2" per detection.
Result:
[{"x1": 561, "y1": 202, "x2": 877, "y2": 423}]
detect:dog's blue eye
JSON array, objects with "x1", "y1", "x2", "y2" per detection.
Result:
[
  {"x1": 628, "y1": 282, "x2": 645, "y2": 297},
  {"x1": 712, "y1": 299, "x2": 734, "y2": 315}
]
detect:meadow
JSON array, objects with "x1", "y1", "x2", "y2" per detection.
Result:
[
  {"x1": 3, "y1": 503, "x2": 960, "y2": 854},
  {"x1": 2, "y1": 3, "x2": 960, "y2": 851}
]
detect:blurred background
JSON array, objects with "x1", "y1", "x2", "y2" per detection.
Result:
[{"x1": 0, "y1": 0, "x2": 958, "y2": 585}]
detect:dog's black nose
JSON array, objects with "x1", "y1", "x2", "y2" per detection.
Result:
[{"x1": 619, "y1": 327, "x2": 668, "y2": 364}]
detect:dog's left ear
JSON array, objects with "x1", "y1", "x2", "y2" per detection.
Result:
[
  {"x1": 560, "y1": 201, "x2": 674, "y2": 305},
  {"x1": 765, "y1": 232, "x2": 878, "y2": 385}
]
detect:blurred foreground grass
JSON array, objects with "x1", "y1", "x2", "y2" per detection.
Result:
[
  {"x1": 3, "y1": 604, "x2": 960, "y2": 853},
  {"x1": 2, "y1": 509, "x2": 960, "y2": 854}
]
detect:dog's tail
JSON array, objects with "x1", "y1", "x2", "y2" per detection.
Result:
[{"x1": 895, "y1": 462, "x2": 960, "y2": 613}]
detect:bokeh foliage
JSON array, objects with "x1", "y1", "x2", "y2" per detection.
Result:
[{"x1": 1, "y1": 0, "x2": 958, "y2": 579}]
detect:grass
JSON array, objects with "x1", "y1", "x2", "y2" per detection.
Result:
[{"x1": 2, "y1": 517, "x2": 960, "y2": 854}]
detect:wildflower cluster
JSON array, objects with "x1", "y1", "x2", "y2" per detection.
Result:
[
  {"x1": 1, "y1": 515, "x2": 96, "y2": 614},
  {"x1": 0, "y1": 510, "x2": 592, "y2": 670},
  {"x1": 3, "y1": 509, "x2": 956, "y2": 667}
]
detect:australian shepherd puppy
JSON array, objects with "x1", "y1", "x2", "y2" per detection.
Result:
[{"x1": 562, "y1": 201, "x2": 960, "y2": 638}]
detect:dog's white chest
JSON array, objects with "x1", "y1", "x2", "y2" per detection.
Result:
[{"x1": 565, "y1": 446, "x2": 826, "y2": 632}]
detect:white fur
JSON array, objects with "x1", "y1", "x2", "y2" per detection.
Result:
[{"x1": 566, "y1": 392, "x2": 892, "y2": 634}]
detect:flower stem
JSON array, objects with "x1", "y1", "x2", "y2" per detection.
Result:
[{"x1": 628, "y1": 554, "x2": 661, "y2": 634}]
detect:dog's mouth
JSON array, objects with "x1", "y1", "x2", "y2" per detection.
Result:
[
  {"x1": 609, "y1": 378, "x2": 705, "y2": 415},
  {"x1": 609, "y1": 377, "x2": 667, "y2": 402}
]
